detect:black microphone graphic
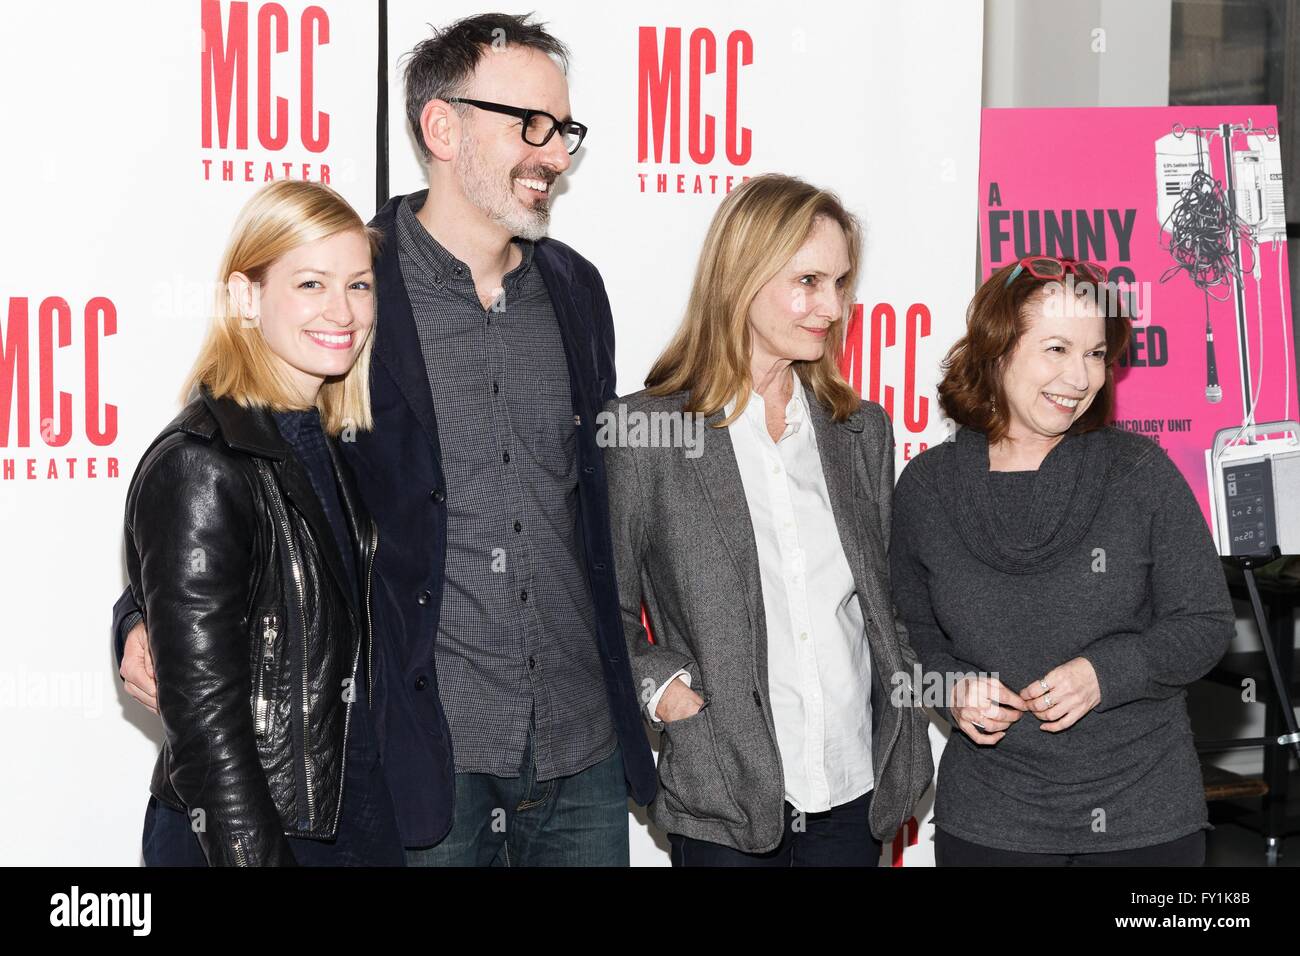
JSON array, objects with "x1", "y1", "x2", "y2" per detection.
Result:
[{"x1": 1206, "y1": 312, "x2": 1222, "y2": 403}]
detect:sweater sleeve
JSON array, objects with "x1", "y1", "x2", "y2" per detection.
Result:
[
  {"x1": 1084, "y1": 451, "x2": 1234, "y2": 712},
  {"x1": 889, "y1": 461, "x2": 981, "y2": 726}
]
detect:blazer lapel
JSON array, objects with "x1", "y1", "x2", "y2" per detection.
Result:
[
  {"x1": 535, "y1": 241, "x2": 598, "y2": 426},
  {"x1": 806, "y1": 398, "x2": 892, "y2": 631},
  {"x1": 691, "y1": 408, "x2": 767, "y2": 685},
  {"x1": 371, "y1": 192, "x2": 444, "y2": 456}
]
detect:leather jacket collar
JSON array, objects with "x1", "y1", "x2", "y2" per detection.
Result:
[
  {"x1": 176, "y1": 384, "x2": 293, "y2": 461},
  {"x1": 175, "y1": 384, "x2": 371, "y2": 622}
]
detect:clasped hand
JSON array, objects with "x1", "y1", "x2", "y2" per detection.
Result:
[{"x1": 950, "y1": 658, "x2": 1101, "y2": 745}]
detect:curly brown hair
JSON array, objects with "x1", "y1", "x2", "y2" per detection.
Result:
[{"x1": 938, "y1": 263, "x2": 1132, "y2": 443}]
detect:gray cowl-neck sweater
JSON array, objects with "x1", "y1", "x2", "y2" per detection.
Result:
[{"x1": 890, "y1": 425, "x2": 1233, "y2": 854}]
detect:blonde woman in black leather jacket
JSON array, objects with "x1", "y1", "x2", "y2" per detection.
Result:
[{"x1": 122, "y1": 181, "x2": 402, "y2": 866}]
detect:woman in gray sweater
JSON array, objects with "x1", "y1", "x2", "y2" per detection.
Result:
[{"x1": 891, "y1": 257, "x2": 1233, "y2": 866}]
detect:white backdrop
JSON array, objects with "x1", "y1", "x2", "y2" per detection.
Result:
[
  {"x1": 388, "y1": 0, "x2": 983, "y2": 866},
  {"x1": 0, "y1": 0, "x2": 980, "y2": 865},
  {"x1": 0, "y1": 0, "x2": 377, "y2": 865}
]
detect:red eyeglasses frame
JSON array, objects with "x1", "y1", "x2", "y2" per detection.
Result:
[{"x1": 1004, "y1": 256, "x2": 1109, "y2": 288}]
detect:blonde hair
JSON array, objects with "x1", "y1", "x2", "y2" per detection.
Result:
[
  {"x1": 183, "y1": 180, "x2": 381, "y2": 435},
  {"x1": 645, "y1": 173, "x2": 863, "y2": 424}
]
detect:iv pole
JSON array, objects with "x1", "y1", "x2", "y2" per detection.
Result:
[
  {"x1": 1220, "y1": 121, "x2": 1256, "y2": 442},
  {"x1": 1175, "y1": 120, "x2": 1298, "y2": 866}
]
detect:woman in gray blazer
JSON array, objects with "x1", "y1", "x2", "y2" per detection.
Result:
[{"x1": 602, "y1": 174, "x2": 933, "y2": 866}]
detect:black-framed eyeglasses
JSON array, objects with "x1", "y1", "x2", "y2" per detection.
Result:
[{"x1": 446, "y1": 97, "x2": 588, "y2": 154}]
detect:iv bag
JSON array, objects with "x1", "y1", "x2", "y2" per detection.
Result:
[
  {"x1": 1155, "y1": 131, "x2": 1210, "y2": 234},
  {"x1": 1244, "y1": 134, "x2": 1287, "y2": 243}
]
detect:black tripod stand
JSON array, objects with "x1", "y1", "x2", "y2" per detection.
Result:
[{"x1": 1235, "y1": 548, "x2": 1300, "y2": 865}]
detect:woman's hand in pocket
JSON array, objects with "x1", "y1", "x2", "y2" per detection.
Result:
[{"x1": 656, "y1": 676, "x2": 705, "y2": 723}]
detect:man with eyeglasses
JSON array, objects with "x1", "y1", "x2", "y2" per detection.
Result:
[{"x1": 113, "y1": 12, "x2": 655, "y2": 866}]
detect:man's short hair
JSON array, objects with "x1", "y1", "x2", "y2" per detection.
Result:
[{"x1": 402, "y1": 12, "x2": 570, "y2": 161}]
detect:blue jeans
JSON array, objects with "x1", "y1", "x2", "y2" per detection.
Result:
[
  {"x1": 669, "y1": 788, "x2": 881, "y2": 867},
  {"x1": 404, "y1": 726, "x2": 629, "y2": 867}
]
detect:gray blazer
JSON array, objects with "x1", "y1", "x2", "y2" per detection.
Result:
[{"x1": 603, "y1": 386, "x2": 934, "y2": 853}]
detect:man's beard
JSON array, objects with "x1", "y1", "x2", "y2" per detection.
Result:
[{"x1": 456, "y1": 127, "x2": 553, "y2": 241}]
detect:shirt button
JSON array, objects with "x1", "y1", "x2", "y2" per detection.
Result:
[
  {"x1": 417, "y1": 590, "x2": 431, "y2": 605},
  {"x1": 520, "y1": 590, "x2": 528, "y2": 602},
  {"x1": 528, "y1": 656, "x2": 537, "y2": 669},
  {"x1": 771, "y1": 464, "x2": 781, "y2": 474},
  {"x1": 430, "y1": 488, "x2": 445, "y2": 504},
  {"x1": 503, "y1": 451, "x2": 510, "y2": 464},
  {"x1": 800, "y1": 632, "x2": 808, "y2": 641},
  {"x1": 414, "y1": 675, "x2": 428, "y2": 690},
  {"x1": 514, "y1": 521, "x2": 522, "y2": 532},
  {"x1": 492, "y1": 381, "x2": 499, "y2": 395}
]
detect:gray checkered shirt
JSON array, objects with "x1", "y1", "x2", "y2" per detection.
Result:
[{"x1": 394, "y1": 194, "x2": 616, "y2": 781}]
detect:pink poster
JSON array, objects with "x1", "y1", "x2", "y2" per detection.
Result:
[{"x1": 979, "y1": 106, "x2": 1299, "y2": 556}]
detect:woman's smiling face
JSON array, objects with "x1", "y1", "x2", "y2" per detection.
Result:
[
  {"x1": 230, "y1": 228, "x2": 375, "y2": 403},
  {"x1": 999, "y1": 286, "x2": 1108, "y2": 442}
]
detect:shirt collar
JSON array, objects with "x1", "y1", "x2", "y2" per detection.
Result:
[
  {"x1": 271, "y1": 407, "x2": 323, "y2": 445},
  {"x1": 724, "y1": 372, "x2": 807, "y2": 442},
  {"x1": 397, "y1": 192, "x2": 536, "y2": 291}
]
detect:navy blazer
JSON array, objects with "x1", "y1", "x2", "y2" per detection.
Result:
[{"x1": 116, "y1": 191, "x2": 657, "y2": 848}]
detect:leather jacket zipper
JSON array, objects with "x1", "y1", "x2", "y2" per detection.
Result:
[
  {"x1": 254, "y1": 612, "x2": 278, "y2": 737},
  {"x1": 365, "y1": 521, "x2": 378, "y2": 704},
  {"x1": 231, "y1": 834, "x2": 249, "y2": 867},
  {"x1": 330, "y1": 627, "x2": 361, "y2": 837},
  {"x1": 255, "y1": 462, "x2": 315, "y2": 828},
  {"x1": 329, "y1": 521, "x2": 375, "y2": 837}
]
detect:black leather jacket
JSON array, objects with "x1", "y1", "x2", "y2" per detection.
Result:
[{"x1": 124, "y1": 386, "x2": 376, "y2": 866}]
